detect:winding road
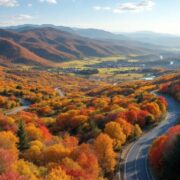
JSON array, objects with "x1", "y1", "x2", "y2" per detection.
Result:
[
  {"x1": 54, "y1": 87, "x2": 65, "y2": 97},
  {"x1": 5, "y1": 88, "x2": 65, "y2": 115},
  {"x1": 124, "y1": 94, "x2": 180, "y2": 180},
  {"x1": 5, "y1": 98, "x2": 31, "y2": 115}
]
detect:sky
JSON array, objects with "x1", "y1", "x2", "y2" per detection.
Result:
[{"x1": 0, "y1": 0, "x2": 180, "y2": 34}]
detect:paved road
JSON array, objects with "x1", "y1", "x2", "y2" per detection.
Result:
[
  {"x1": 124, "y1": 94, "x2": 180, "y2": 180},
  {"x1": 54, "y1": 87, "x2": 65, "y2": 97},
  {"x1": 5, "y1": 98, "x2": 31, "y2": 115},
  {"x1": 5, "y1": 106, "x2": 29, "y2": 115},
  {"x1": 5, "y1": 88, "x2": 65, "y2": 115}
]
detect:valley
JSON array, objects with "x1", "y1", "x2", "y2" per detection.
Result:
[{"x1": 0, "y1": 24, "x2": 179, "y2": 180}]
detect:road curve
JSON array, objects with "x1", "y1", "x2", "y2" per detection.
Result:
[
  {"x1": 5, "y1": 98, "x2": 31, "y2": 115},
  {"x1": 124, "y1": 94, "x2": 180, "y2": 180},
  {"x1": 54, "y1": 87, "x2": 65, "y2": 97},
  {"x1": 5, "y1": 88, "x2": 65, "y2": 116}
]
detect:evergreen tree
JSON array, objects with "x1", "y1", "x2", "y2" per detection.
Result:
[
  {"x1": 89, "y1": 119, "x2": 101, "y2": 137},
  {"x1": 136, "y1": 93, "x2": 144, "y2": 103},
  {"x1": 17, "y1": 120, "x2": 29, "y2": 151}
]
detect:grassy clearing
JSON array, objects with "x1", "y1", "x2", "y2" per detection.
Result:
[
  {"x1": 56, "y1": 55, "x2": 127, "y2": 68},
  {"x1": 48, "y1": 55, "x2": 148, "y2": 83},
  {"x1": 90, "y1": 73, "x2": 144, "y2": 82}
]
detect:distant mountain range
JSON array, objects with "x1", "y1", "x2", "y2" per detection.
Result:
[
  {"x1": 0, "y1": 24, "x2": 179, "y2": 67},
  {"x1": 121, "y1": 31, "x2": 180, "y2": 48},
  {"x1": 4, "y1": 24, "x2": 180, "y2": 48}
]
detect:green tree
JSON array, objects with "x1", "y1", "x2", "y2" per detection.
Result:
[
  {"x1": 89, "y1": 119, "x2": 101, "y2": 137},
  {"x1": 17, "y1": 120, "x2": 29, "y2": 151}
]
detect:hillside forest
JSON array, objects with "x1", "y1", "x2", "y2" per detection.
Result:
[{"x1": 0, "y1": 65, "x2": 179, "y2": 180}]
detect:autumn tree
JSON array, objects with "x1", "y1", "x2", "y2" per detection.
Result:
[
  {"x1": 39, "y1": 125, "x2": 52, "y2": 141},
  {"x1": 0, "y1": 172, "x2": 27, "y2": 180},
  {"x1": 56, "y1": 110, "x2": 88, "y2": 131},
  {"x1": 26, "y1": 124, "x2": 43, "y2": 141},
  {"x1": 45, "y1": 167, "x2": 72, "y2": 180},
  {"x1": 0, "y1": 148, "x2": 18, "y2": 173},
  {"x1": 0, "y1": 131, "x2": 18, "y2": 151},
  {"x1": 12, "y1": 160, "x2": 40, "y2": 180},
  {"x1": 126, "y1": 109, "x2": 138, "y2": 124},
  {"x1": 161, "y1": 135, "x2": 180, "y2": 180},
  {"x1": 134, "y1": 124, "x2": 142, "y2": 137},
  {"x1": 61, "y1": 157, "x2": 82, "y2": 173},
  {"x1": 104, "y1": 122, "x2": 126, "y2": 150},
  {"x1": 149, "y1": 125, "x2": 180, "y2": 180},
  {"x1": 71, "y1": 144, "x2": 100, "y2": 179},
  {"x1": 149, "y1": 135, "x2": 168, "y2": 170},
  {"x1": 115, "y1": 118, "x2": 133, "y2": 138},
  {"x1": 63, "y1": 134, "x2": 78, "y2": 151},
  {"x1": 43, "y1": 144, "x2": 70, "y2": 164},
  {"x1": 23, "y1": 140, "x2": 44, "y2": 165},
  {"x1": 94, "y1": 133, "x2": 116, "y2": 173},
  {"x1": 142, "y1": 102, "x2": 161, "y2": 120},
  {"x1": 137, "y1": 110, "x2": 149, "y2": 127},
  {"x1": 0, "y1": 114, "x2": 17, "y2": 133}
]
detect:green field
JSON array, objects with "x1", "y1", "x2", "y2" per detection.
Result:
[{"x1": 46, "y1": 55, "x2": 149, "y2": 83}]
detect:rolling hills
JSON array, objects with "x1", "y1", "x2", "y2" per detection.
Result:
[
  {"x1": 5, "y1": 24, "x2": 180, "y2": 48},
  {"x1": 0, "y1": 27, "x2": 156, "y2": 67},
  {"x1": 0, "y1": 38, "x2": 53, "y2": 66}
]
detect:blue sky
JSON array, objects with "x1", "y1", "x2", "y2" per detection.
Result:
[{"x1": 0, "y1": 0, "x2": 180, "y2": 34}]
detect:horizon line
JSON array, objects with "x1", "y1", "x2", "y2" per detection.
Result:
[{"x1": 1, "y1": 23, "x2": 180, "y2": 36}]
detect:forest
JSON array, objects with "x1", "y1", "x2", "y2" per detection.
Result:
[
  {"x1": 0, "y1": 66, "x2": 178, "y2": 180},
  {"x1": 149, "y1": 81, "x2": 180, "y2": 180}
]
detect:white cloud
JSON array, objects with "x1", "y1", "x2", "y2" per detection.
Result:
[
  {"x1": 27, "y1": 3, "x2": 32, "y2": 7},
  {"x1": 0, "y1": 0, "x2": 18, "y2": 7},
  {"x1": 0, "y1": 14, "x2": 34, "y2": 27},
  {"x1": 114, "y1": 0, "x2": 155, "y2": 13},
  {"x1": 94, "y1": 6, "x2": 111, "y2": 11},
  {"x1": 13, "y1": 14, "x2": 33, "y2": 21},
  {"x1": 94, "y1": 0, "x2": 155, "y2": 13},
  {"x1": 39, "y1": 0, "x2": 57, "y2": 4}
]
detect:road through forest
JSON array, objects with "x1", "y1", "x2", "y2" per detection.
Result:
[{"x1": 124, "y1": 94, "x2": 180, "y2": 180}]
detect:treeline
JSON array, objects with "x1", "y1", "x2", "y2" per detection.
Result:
[
  {"x1": 149, "y1": 124, "x2": 180, "y2": 180},
  {"x1": 149, "y1": 82, "x2": 180, "y2": 180},
  {"x1": 0, "y1": 88, "x2": 167, "y2": 179},
  {"x1": 160, "y1": 82, "x2": 180, "y2": 101},
  {"x1": 0, "y1": 67, "x2": 172, "y2": 179}
]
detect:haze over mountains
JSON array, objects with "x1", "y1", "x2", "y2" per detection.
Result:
[
  {"x1": 0, "y1": 24, "x2": 180, "y2": 67},
  {"x1": 5, "y1": 24, "x2": 180, "y2": 47}
]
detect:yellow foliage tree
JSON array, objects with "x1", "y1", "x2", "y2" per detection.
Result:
[
  {"x1": 0, "y1": 131, "x2": 18, "y2": 151},
  {"x1": 94, "y1": 133, "x2": 117, "y2": 173},
  {"x1": 61, "y1": 157, "x2": 82, "y2": 171},
  {"x1": 13, "y1": 159, "x2": 40, "y2": 180},
  {"x1": 45, "y1": 167, "x2": 72, "y2": 180},
  {"x1": 43, "y1": 144, "x2": 70, "y2": 164},
  {"x1": 104, "y1": 121, "x2": 126, "y2": 150},
  {"x1": 134, "y1": 124, "x2": 142, "y2": 137},
  {"x1": 23, "y1": 140, "x2": 44, "y2": 164},
  {"x1": 116, "y1": 118, "x2": 133, "y2": 138},
  {"x1": 26, "y1": 124, "x2": 43, "y2": 141}
]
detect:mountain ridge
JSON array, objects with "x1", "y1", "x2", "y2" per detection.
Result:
[
  {"x1": 0, "y1": 27, "x2": 154, "y2": 66},
  {"x1": 3, "y1": 24, "x2": 180, "y2": 48}
]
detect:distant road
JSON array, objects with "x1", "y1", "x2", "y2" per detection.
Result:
[
  {"x1": 5, "y1": 99, "x2": 31, "y2": 115},
  {"x1": 124, "y1": 94, "x2": 180, "y2": 180},
  {"x1": 5, "y1": 106, "x2": 29, "y2": 115},
  {"x1": 5, "y1": 88, "x2": 65, "y2": 116},
  {"x1": 54, "y1": 87, "x2": 65, "y2": 97}
]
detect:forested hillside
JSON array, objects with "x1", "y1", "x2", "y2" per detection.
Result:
[
  {"x1": 0, "y1": 66, "x2": 178, "y2": 179},
  {"x1": 0, "y1": 28, "x2": 151, "y2": 67}
]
